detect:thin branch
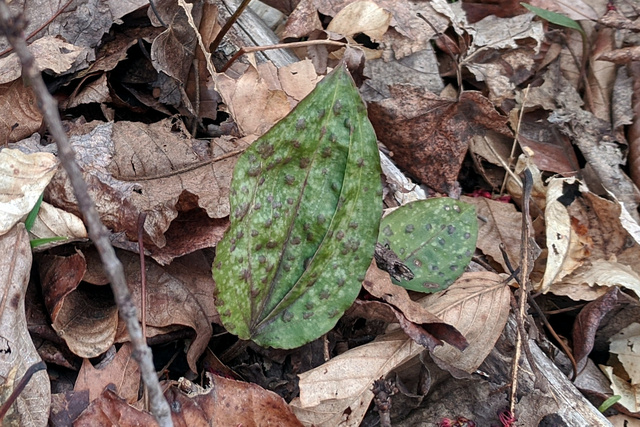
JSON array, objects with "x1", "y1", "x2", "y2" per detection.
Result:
[
  {"x1": 220, "y1": 39, "x2": 347, "y2": 72},
  {"x1": 0, "y1": 4, "x2": 173, "y2": 426},
  {"x1": 0, "y1": 0, "x2": 73, "y2": 57}
]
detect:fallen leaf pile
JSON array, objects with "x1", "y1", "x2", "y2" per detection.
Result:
[{"x1": 1, "y1": 0, "x2": 639, "y2": 425}]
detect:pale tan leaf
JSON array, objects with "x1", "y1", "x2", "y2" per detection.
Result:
[
  {"x1": 294, "y1": 272, "x2": 509, "y2": 426},
  {"x1": 0, "y1": 225, "x2": 50, "y2": 426},
  {"x1": 461, "y1": 196, "x2": 521, "y2": 272},
  {"x1": 0, "y1": 36, "x2": 87, "y2": 85},
  {"x1": 610, "y1": 323, "x2": 640, "y2": 385},
  {"x1": 326, "y1": 1, "x2": 391, "y2": 41},
  {"x1": 419, "y1": 272, "x2": 511, "y2": 373},
  {"x1": 29, "y1": 201, "x2": 88, "y2": 249},
  {"x1": 0, "y1": 148, "x2": 58, "y2": 235},
  {"x1": 601, "y1": 365, "x2": 640, "y2": 412},
  {"x1": 541, "y1": 178, "x2": 578, "y2": 292}
]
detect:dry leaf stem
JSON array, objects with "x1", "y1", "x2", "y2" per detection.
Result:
[
  {"x1": 0, "y1": 5, "x2": 174, "y2": 427},
  {"x1": 509, "y1": 168, "x2": 533, "y2": 416}
]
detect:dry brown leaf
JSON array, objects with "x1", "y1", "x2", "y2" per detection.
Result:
[
  {"x1": 75, "y1": 376, "x2": 303, "y2": 426},
  {"x1": 101, "y1": 250, "x2": 215, "y2": 372},
  {"x1": 292, "y1": 272, "x2": 509, "y2": 426},
  {"x1": 38, "y1": 248, "x2": 215, "y2": 372},
  {"x1": 74, "y1": 343, "x2": 141, "y2": 404},
  {"x1": 369, "y1": 88, "x2": 512, "y2": 194},
  {"x1": 0, "y1": 225, "x2": 50, "y2": 426},
  {"x1": 0, "y1": 148, "x2": 58, "y2": 235},
  {"x1": 24, "y1": 119, "x2": 246, "y2": 249},
  {"x1": 461, "y1": 196, "x2": 522, "y2": 273},
  {"x1": 598, "y1": 46, "x2": 640, "y2": 64},
  {"x1": 0, "y1": 1, "x2": 149, "y2": 54},
  {"x1": 0, "y1": 80, "x2": 42, "y2": 144},
  {"x1": 544, "y1": 186, "x2": 640, "y2": 301},
  {"x1": 63, "y1": 74, "x2": 111, "y2": 109},
  {"x1": 585, "y1": 27, "x2": 617, "y2": 123}
]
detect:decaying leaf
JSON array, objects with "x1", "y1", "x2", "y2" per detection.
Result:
[
  {"x1": 74, "y1": 375, "x2": 303, "y2": 426},
  {"x1": 213, "y1": 64, "x2": 382, "y2": 348},
  {"x1": 369, "y1": 88, "x2": 512, "y2": 194},
  {"x1": 378, "y1": 198, "x2": 478, "y2": 293},
  {"x1": 17, "y1": 119, "x2": 247, "y2": 252},
  {"x1": 0, "y1": 225, "x2": 50, "y2": 426},
  {"x1": 38, "y1": 248, "x2": 215, "y2": 372},
  {"x1": 73, "y1": 343, "x2": 140, "y2": 404}
]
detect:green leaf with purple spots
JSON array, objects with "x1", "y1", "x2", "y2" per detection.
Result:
[
  {"x1": 212, "y1": 64, "x2": 382, "y2": 348},
  {"x1": 379, "y1": 198, "x2": 477, "y2": 293}
]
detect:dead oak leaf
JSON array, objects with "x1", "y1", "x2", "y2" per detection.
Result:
[{"x1": 369, "y1": 87, "x2": 512, "y2": 194}]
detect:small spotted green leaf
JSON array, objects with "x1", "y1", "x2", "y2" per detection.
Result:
[
  {"x1": 378, "y1": 198, "x2": 477, "y2": 293},
  {"x1": 212, "y1": 64, "x2": 382, "y2": 348}
]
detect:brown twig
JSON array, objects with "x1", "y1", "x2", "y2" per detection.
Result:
[
  {"x1": 210, "y1": 0, "x2": 252, "y2": 53},
  {"x1": 138, "y1": 212, "x2": 148, "y2": 341},
  {"x1": 509, "y1": 168, "x2": 533, "y2": 416},
  {"x1": 220, "y1": 40, "x2": 347, "y2": 73},
  {"x1": 0, "y1": 5, "x2": 173, "y2": 426},
  {"x1": 0, "y1": 361, "x2": 46, "y2": 421},
  {"x1": 0, "y1": 0, "x2": 73, "y2": 57}
]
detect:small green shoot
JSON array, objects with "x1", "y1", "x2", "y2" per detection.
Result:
[
  {"x1": 598, "y1": 395, "x2": 621, "y2": 413},
  {"x1": 25, "y1": 192, "x2": 44, "y2": 232},
  {"x1": 520, "y1": 3, "x2": 585, "y2": 36},
  {"x1": 30, "y1": 237, "x2": 69, "y2": 249}
]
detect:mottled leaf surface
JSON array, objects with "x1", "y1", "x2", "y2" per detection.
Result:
[
  {"x1": 213, "y1": 65, "x2": 382, "y2": 348},
  {"x1": 378, "y1": 198, "x2": 477, "y2": 293}
]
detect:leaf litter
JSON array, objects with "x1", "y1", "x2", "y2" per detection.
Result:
[{"x1": 0, "y1": 0, "x2": 639, "y2": 425}]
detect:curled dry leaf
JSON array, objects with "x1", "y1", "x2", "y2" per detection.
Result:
[
  {"x1": 363, "y1": 262, "x2": 468, "y2": 351},
  {"x1": 0, "y1": 36, "x2": 88, "y2": 85},
  {"x1": 326, "y1": 1, "x2": 391, "y2": 41},
  {"x1": 292, "y1": 272, "x2": 509, "y2": 427},
  {"x1": 29, "y1": 201, "x2": 88, "y2": 250},
  {"x1": 572, "y1": 287, "x2": 633, "y2": 373},
  {"x1": 39, "y1": 248, "x2": 215, "y2": 372},
  {"x1": 75, "y1": 375, "x2": 303, "y2": 426},
  {"x1": 73, "y1": 343, "x2": 140, "y2": 405},
  {"x1": 0, "y1": 148, "x2": 58, "y2": 235},
  {"x1": 544, "y1": 184, "x2": 640, "y2": 301},
  {"x1": 0, "y1": 225, "x2": 50, "y2": 426}
]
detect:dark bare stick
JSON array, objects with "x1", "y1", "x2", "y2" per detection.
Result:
[
  {"x1": 0, "y1": 361, "x2": 46, "y2": 421},
  {"x1": 0, "y1": 5, "x2": 173, "y2": 426}
]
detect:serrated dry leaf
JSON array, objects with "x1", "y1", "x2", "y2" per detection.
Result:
[
  {"x1": 0, "y1": 225, "x2": 50, "y2": 426},
  {"x1": 292, "y1": 271, "x2": 509, "y2": 426},
  {"x1": 74, "y1": 343, "x2": 140, "y2": 404},
  {"x1": 0, "y1": 148, "x2": 58, "y2": 236}
]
